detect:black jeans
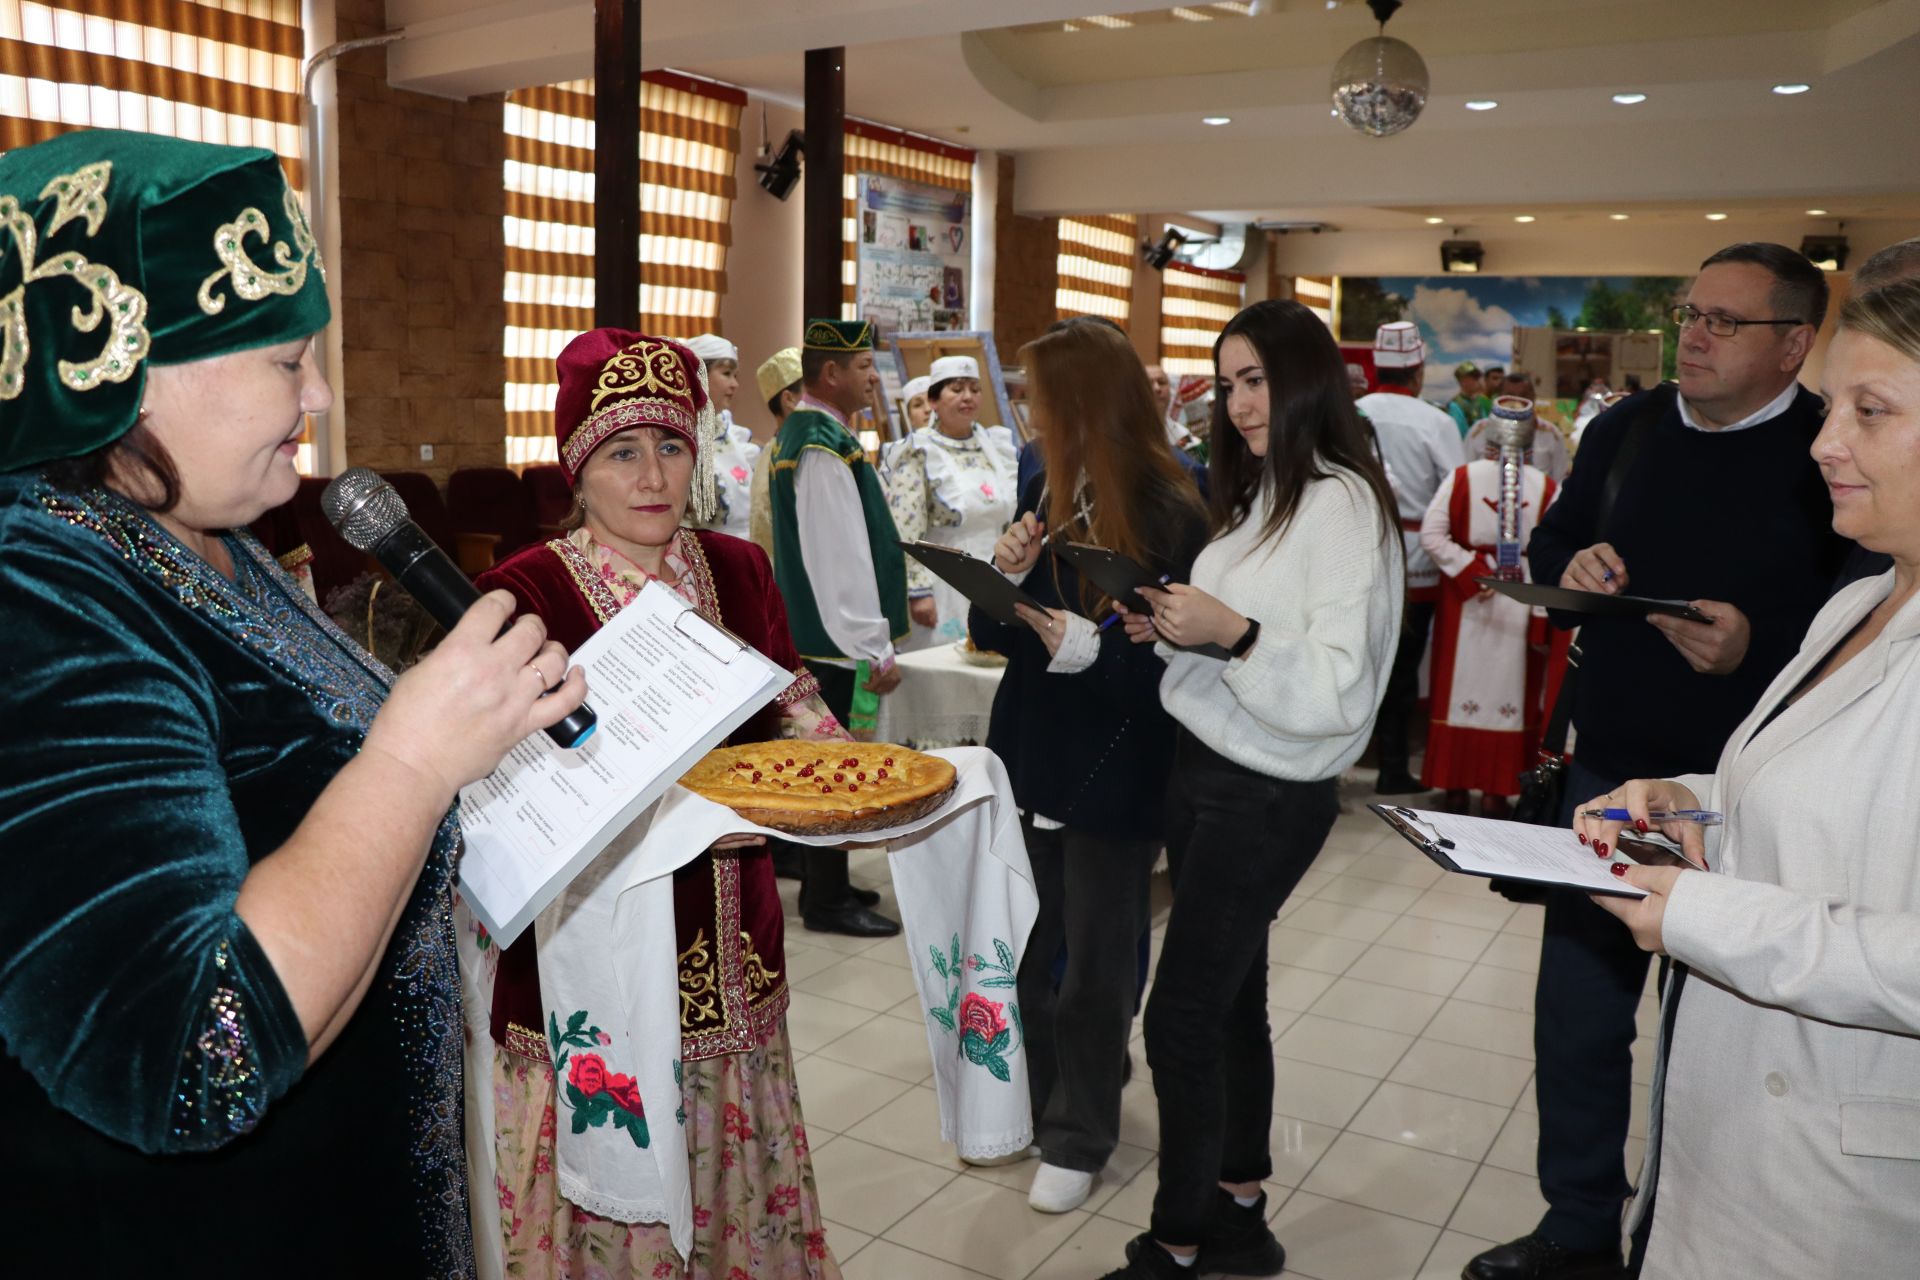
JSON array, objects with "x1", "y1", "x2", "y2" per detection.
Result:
[
  {"x1": 1375, "y1": 600, "x2": 1435, "y2": 778},
  {"x1": 1533, "y1": 758, "x2": 1651, "y2": 1252},
  {"x1": 1145, "y1": 733, "x2": 1339, "y2": 1247},
  {"x1": 799, "y1": 661, "x2": 860, "y2": 910},
  {"x1": 1018, "y1": 816, "x2": 1158, "y2": 1174}
]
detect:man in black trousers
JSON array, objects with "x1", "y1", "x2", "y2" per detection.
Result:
[{"x1": 1464, "y1": 243, "x2": 1847, "y2": 1280}]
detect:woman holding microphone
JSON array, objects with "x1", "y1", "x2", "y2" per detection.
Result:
[
  {"x1": 1579, "y1": 279, "x2": 1920, "y2": 1278},
  {"x1": 1106, "y1": 299, "x2": 1404, "y2": 1280}
]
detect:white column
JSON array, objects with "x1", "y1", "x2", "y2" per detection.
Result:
[{"x1": 969, "y1": 148, "x2": 996, "y2": 334}]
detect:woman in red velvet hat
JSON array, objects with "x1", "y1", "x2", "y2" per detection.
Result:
[{"x1": 472, "y1": 331, "x2": 845, "y2": 1278}]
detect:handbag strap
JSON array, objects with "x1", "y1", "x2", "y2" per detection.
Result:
[{"x1": 1539, "y1": 386, "x2": 1672, "y2": 754}]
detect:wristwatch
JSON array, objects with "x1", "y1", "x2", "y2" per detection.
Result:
[{"x1": 1229, "y1": 618, "x2": 1261, "y2": 659}]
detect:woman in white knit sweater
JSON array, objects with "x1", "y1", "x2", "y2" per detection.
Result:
[{"x1": 1105, "y1": 299, "x2": 1405, "y2": 1280}]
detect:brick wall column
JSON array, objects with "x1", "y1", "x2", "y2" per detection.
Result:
[{"x1": 332, "y1": 0, "x2": 506, "y2": 484}]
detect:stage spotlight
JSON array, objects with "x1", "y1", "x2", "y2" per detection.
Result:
[
  {"x1": 1440, "y1": 239, "x2": 1484, "y2": 273},
  {"x1": 756, "y1": 129, "x2": 805, "y2": 201},
  {"x1": 1142, "y1": 227, "x2": 1187, "y2": 270},
  {"x1": 1800, "y1": 234, "x2": 1849, "y2": 271}
]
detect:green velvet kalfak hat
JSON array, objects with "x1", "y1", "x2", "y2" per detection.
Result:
[
  {"x1": 803, "y1": 318, "x2": 874, "y2": 353},
  {"x1": 0, "y1": 129, "x2": 330, "y2": 473}
]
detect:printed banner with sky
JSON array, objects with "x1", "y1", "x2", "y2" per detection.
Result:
[{"x1": 1338, "y1": 276, "x2": 1685, "y2": 398}]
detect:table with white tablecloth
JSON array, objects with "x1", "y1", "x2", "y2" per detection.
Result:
[{"x1": 875, "y1": 642, "x2": 1006, "y2": 748}]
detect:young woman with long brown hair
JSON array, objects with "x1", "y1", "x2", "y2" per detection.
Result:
[
  {"x1": 1105, "y1": 299, "x2": 1405, "y2": 1279},
  {"x1": 968, "y1": 317, "x2": 1209, "y2": 1214}
]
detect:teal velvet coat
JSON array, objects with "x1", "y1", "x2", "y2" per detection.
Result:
[{"x1": 0, "y1": 474, "x2": 473, "y2": 1277}]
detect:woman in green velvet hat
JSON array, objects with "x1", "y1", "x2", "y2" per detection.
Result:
[{"x1": 0, "y1": 130, "x2": 586, "y2": 1276}]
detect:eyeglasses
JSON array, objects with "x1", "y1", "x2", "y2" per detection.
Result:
[{"x1": 1670, "y1": 304, "x2": 1806, "y2": 337}]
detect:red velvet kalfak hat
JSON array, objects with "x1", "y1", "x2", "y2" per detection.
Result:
[{"x1": 553, "y1": 328, "x2": 718, "y2": 520}]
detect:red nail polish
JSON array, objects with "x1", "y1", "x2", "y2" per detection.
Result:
[
  {"x1": 1597, "y1": 846, "x2": 1611, "y2": 859},
  {"x1": 1596, "y1": 842, "x2": 1609, "y2": 856},
  {"x1": 1635, "y1": 819, "x2": 1649, "y2": 833},
  {"x1": 1610, "y1": 862, "x2": 1628, "y2": 877},
  {"x1": 1577, "y1": 833, "x2": 1588, "y2": 845}
]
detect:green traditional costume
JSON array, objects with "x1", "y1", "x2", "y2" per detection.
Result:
[
  {"x1": 768, "y1": 319, "x2": 909, "y2": 662},
  {"x1": 0, "y1": 131, "x2": 473, "y2": 1276}
]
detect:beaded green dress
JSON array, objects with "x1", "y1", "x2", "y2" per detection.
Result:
[{"x1": 0, "y1": 473, "x2": 474, "y2": 1277}]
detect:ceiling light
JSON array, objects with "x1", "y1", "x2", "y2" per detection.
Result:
[
  {"x1": 1441, "y1": 239, "x2": 1483, "y2": 273},
  {"x1": 1425, "y1": 216, "x2": 1445, "y2": 225},
  {"x1": 1806, "y1": 208, "x2": 1829, "y2": 216},
  {"x1": 1705, "y1": 212, "x2": 1728, "y2": 221},
  {"x1": 1513, "y1": 215, "x2": 1535, "y2": 223},
  {"x1": 1609, "y1": 213, "x2": 1630, "y2": 221},
  {"x1": 1465, "y1": 100, "x2": 1499, "y2": 111},
  {"x1": 1611, "y1": 92, "x2": 1647, "y2": 105},
  {"x1": 1202, "y1": 116, "x2": 1232, "y2": 126},
  {"x1": 1772, "y1": 83, "x2": 1810, "y2": 95}
]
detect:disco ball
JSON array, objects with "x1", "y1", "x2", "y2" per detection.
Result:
[{"x1": 1330, "y1": 34, "x2": 1428, "y2": 137}]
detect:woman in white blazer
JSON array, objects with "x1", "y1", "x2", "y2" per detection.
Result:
[{"x1": 1580, "y1": 279, "x2": 1920, "y2": 1278}]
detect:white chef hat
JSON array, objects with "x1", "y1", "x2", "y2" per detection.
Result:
[
  {"x1": 683, "y1": 332, "x2": 738, "y2": 364},
  {"x1": 928, "y1": 355, "x2": 980, "y2": 389}
]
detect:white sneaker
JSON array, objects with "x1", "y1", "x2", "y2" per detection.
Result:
[{"x1": 1027, "y1": 1162, "x2": 1096, "y2": 1213}]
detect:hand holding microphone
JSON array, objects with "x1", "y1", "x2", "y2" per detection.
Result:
[
  {"x1": 321, "y1": 468, "x2": 597, "y2": 754},
  {"x1": 362, "y1": 591, "x2": 588, "y2": 797}
]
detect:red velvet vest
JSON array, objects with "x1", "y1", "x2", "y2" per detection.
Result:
[{"x1": 476, "y1": 529, "x2": 818, "y2": 1061}]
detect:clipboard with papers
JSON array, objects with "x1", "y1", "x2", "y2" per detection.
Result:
[
  {"x1": 1476, "y1": 578, "x2": 1711, "y2": 624},
  {"x1": 455, "y1": 580, "x2": 795, "y2": 946},
  {"x1": 1369, "y1": 804, "x2": 1651, "y2": 899},
  {"x1": 898, "y1": 540, "x2": 1047, "y2": 625}
]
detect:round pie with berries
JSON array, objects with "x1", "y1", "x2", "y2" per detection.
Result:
[{"x1": 678, "y1": 742, "x2": 958, "y2": 835}]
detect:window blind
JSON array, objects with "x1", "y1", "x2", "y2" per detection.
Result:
[
  {"x1": 502, "y1": 70, "x2": 742, "y2": 466},
  {"x1": 1055, "y1": 213, "x2": 1134, "y2": 325},
  {"x1": 1159, "y1": 262, "x2": 1243, "y2": 377}
]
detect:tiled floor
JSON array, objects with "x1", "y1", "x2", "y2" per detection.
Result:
[{"x1": 779, "y1": 777, "x2": 1656, "y2": 1280}]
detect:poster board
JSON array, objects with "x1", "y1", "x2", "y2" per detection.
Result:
[
  {"x1": 886, "y1": 331, "x2": 1020, "y2": 443},
  {"x1": 856, "y1": 175, "x2": 970, "y2": 337}
]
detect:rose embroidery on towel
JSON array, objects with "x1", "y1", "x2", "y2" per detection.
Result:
[
  {"x1": 549, "y1": 1009, "x2": 650, "y2": 1147},
  {"x1": 926, "y1": 933, "x2": 1024, "y2": 1082}
]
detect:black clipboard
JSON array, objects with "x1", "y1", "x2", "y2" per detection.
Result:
[
  {"x1": 1368, "y1": 803, "x2": 1645, "y2": 898},
  {"x1": 1051, "y1": 541, "x2": 1231, "y2": 659},
  {"x1": 898, "y1": 541, "x2": 1046, "y2": 626},
  {"x1": 1476, "y1": 578, "x2": 1711, "y2": 624}
]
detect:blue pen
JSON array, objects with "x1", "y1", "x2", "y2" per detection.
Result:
[
  {"x1": 1097, "y1": 611, "x2": 1123, "y2": 632},
  {"x1": 1580, "y1": 807, "x2": 1723, "y2": 826}
]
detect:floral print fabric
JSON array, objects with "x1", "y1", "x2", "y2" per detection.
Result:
[
  {"x1": 491, "y1": 1025, "x2": 840, "y2": 1279},
  {"x1": 882, "y1": 424, "x2": 1020, "y2": 641}
]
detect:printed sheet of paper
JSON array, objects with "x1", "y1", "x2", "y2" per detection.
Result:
[
  {"x1": 457, "y1": 580, "x2": 792, "y2": 945},
  {"x1": 1370, "y1": 806, "x2": 1650, "y2": 898}
]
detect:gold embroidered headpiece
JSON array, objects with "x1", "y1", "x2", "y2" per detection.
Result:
[
  {"x1": 0, "y1": 129, "x2": 329, "y2": 472},
  {"x1": 554, "y1": 329, "x2": 719, "y2": 521},
  {"x1": 803, "y1": 318, "x2": 874, "y2": 353}
]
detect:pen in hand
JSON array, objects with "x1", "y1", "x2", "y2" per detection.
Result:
[{"x1": 1580, "y1": 807, "x2": 1722, "y2": 826}]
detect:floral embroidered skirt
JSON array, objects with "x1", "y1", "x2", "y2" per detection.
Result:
[{"x1": 492, "y1": 1023, "x2": 842, "y2": 1279}]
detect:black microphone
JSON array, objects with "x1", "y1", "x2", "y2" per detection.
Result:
[{"x1": 321, "y1": 467, "x2": 597, "y2": 748}]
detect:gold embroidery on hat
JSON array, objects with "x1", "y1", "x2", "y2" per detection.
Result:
[
  {"x1": 589, "y1": 337, "x2": 688, "y2": 414},
  {"x1": 0, "y1": 162, "x2": 152, "y2": 400},
  {"x1": 197, "y1": 189, "x2": 320, "y2": 317}
]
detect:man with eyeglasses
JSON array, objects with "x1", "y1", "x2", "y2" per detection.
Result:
[{"x1": 1464, "y1": 243, "x2": 1847, "y2": 1280}]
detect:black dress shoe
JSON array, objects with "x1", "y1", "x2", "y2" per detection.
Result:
[
  {"x1": 1463, "y1": 1233, "x2": 1625, "y2": 1280},
  {"x1": 1373, "y1": 769, "x2": 1429, "y2": 795},
  {"x1": 801, "y1": 901, "x2": 901, "y2": 937},
  {"x1": 849, "y1": 884, "x2": 882, "y2": 908},
  {"x1": 1201, "y1": 1190, "x2": 1286, "y2": 1277}
]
